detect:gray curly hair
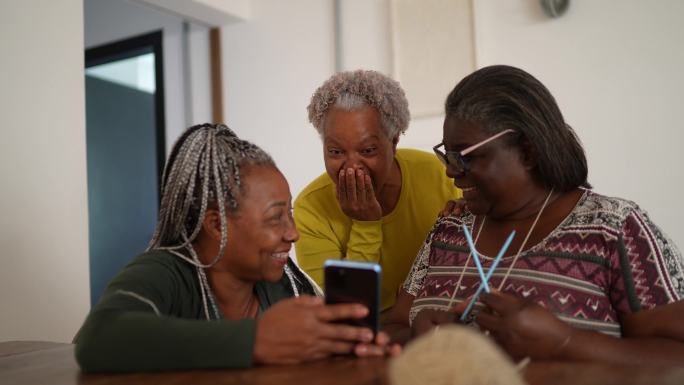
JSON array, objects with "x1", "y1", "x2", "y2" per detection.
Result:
[{"x1": 307, "y1": 70, "x2": 410, "y2": 138}]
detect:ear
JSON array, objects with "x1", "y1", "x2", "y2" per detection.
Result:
[
  {"x1": 201, "y1": 208, "x2": 223, "y2": 241},
  {"x1": 391, "y1": 135, "x2": 400, "y2": 152}
]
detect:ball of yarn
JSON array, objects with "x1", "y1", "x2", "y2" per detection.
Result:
[{"x1": 389, "y1": 325, "x2": 525, "y2": 385}]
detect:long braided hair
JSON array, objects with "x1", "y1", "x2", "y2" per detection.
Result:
[{"x1": 148, "y1": 123, "x2": 275, "y2": 319}]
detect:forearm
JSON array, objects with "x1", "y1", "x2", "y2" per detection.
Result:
[
  {"x1": 623, "y1": 301, "x2": 684, "y2": 343},
  {"x1": 560, "y1": 328, "x2": 684, "y2": 366},
  {"x1": 75, "y1": 310, "x2": 256, "y2": 372}
]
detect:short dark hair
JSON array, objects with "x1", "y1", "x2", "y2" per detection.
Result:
[{"x1": 444, "y1": 65, "x2": 589, "y2": 192}]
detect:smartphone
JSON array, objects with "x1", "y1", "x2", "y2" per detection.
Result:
[{"x1": 324, "y1": 260, "x2": 381, "y2": 335}]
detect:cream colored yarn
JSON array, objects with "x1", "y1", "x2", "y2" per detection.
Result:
[{"x1": 389, "y1": 325, "x2": 526, "y2": 385}]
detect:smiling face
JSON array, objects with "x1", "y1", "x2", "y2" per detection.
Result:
[
  {"x1": 443, "y1": 117, "x2": 537, "y2": 218},
  {"x1": 322, "y1": 105, "x2": 398, "y2": 192},
  {"x1": 214, "y1": 164, "x2": 299, "y2": 283}
]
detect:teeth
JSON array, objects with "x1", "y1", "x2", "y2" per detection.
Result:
[
  {"x1": 271, "y1": 252, "x2": 289, "y2": 260},
  {"x1": 461, "y1": 187, "x2": 476, "y2": 192}
]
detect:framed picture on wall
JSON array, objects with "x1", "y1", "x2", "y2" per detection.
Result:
[{"x1": 390, "y1": 0, "x2": 476, "y2": 117}]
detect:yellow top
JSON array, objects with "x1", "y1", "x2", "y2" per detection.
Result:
[{"x1": 294, "y1": 148, "x2": 461, "y2": 312}]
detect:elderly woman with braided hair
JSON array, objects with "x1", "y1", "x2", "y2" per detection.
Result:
[
  {"x1": 384, "y1": 65, "x2": 684, "y2": 365},
  {"x1": 295, "y1": 70, "x2": 461, "y2": 316},
  {"x1": 75, "y1": 124, "x2": 399, "y2": 372}
]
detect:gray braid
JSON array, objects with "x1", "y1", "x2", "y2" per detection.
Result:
[{"x1": 147, "y1": 123, "x2": 274, "y2": 319}]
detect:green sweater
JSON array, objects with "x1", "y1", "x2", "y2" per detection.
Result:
[{"x1": 75, "y1": 249, "x2": 311, "y2": 372}]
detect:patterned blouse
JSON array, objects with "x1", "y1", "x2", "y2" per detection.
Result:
[{"x1": 404, "y1": 190, "x2": 684, "y2": 336}]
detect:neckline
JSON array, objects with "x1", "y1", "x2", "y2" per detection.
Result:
[{"x1": 469, "y1": 188, "x2": 589, "y2": 260}]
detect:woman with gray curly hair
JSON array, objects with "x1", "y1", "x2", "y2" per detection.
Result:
[{"x1": 295, "y1": 70, "x2": 461, "y2": 315}]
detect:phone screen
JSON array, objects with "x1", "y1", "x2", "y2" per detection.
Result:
[{"x1": 324, "y1": 260, "x2": 381, "y2": 335}]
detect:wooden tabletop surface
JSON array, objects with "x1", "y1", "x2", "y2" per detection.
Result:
[{"x1": 1, "y1": 341, "x2": 683, "y2": 385}]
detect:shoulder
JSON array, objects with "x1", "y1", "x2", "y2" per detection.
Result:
[
  {"x1": 294, "y1": 172, "x2": 334, "y2": 209},
  {"x1": 397, "y1": 148, "x2": 443, "y2": 169},
  {"x1": 108, "y1": 249, "x2": 195, "y2": 289},
  {"x1": 95, "y1": 249, "x2": 200, "y2": 313},
  {"x1": 127, "y1": 249, "x2": 193, "y2": 272},
  {"x1": 570, "y1": 190, "x2": 645, "y2": 232},
  {"x1": 428, "y1": 212, "x2": 474, "y2": 243},
  {"x1": 396, "y1": 148, "x2": 456, "y2": 195}
]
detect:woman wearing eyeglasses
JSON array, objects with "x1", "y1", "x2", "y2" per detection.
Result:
[{"x1": 384, "y1": 65, "x2": 684, "y2": 365}]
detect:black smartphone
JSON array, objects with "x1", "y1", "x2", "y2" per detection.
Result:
[{"x1": 324, "y1": 260, "x2": 381, "y2": 335}]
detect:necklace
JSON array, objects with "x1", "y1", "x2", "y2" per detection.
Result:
[
  {"x1": 447, "y1": 189, "x2": 555, "y2": 308},
  {"x1": 240, "y1": 292, "x2": 258, "y2": 318},
  {"x1": 208, "y1": 283, "x2": 259, "y2": 320}
]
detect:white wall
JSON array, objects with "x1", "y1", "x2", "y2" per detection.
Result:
[
  {"x1": 84, "y1": 0, "x2": 212, "y2": 155},
  {"x1": 337, "y1": 0, "x2": 393, "y2": 75},
  {"x1": 473, "y1": 0, "x2": 684, "y2": 251},
  {"x1": 221, "y1": 0, "x2": 337, "y2": 197},
  {"x1": 219, "y1": 0, "x2": 683, "y2": 251},
  {"x1": 0, "y1": 0, "x2": 90, "y2": 342}
]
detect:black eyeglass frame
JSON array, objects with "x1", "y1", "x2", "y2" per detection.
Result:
[
  {"x1": 432, "y1": 129, "x2": 516, "y2": 174},
  {"x1": 433, "y1": 143, "x2": 470, "y2": 173}
]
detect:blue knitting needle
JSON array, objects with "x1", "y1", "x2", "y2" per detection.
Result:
[
  {"x1": 462, "y1": 224, "x2": 490, "y2": 293},
  {"x1": 459, "y1": 229, "x2": 516, "y2": 323}
]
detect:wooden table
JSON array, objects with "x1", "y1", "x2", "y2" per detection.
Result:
[{"x1": 2, "y1": 341, "x2": 684, "y2": 385}]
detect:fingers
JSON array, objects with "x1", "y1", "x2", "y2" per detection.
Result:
[
  {"x1": 317, "y1": 322, "x2": 374, "y2": 343},
  {"x1": 450, "y1": 299, "x2": 469, "y2": 316},
  {"x1": 354, "y1": 343, "x2": 383, "y2": 356},
  {"x1": 387, "y1": 344, "x2": 402, "y2": 356},
  {"x1": 440, "y1": 199, "x2": 467, "y2": 217},
  {"x1": 318, "y1": 340, "x2": 356, "y2": 355},
  {"x1": 475, "y1": 310, "x2": 502, "y2": 333},
  {"x1": 363, "y1": 173, "x2": 375, "y2": 204},
  {"x1": 481, "y1": 291, "x2": 523, "y2": 316},
  {"x1": 337, "y1": 169, "x2": 346, "y2": 202},
  {"x1": 356, "y1": 169, "x2": 366, "y2": 203},
  {"x1": 353, "y1": 332, "x2": 402, "y2": 357},
  {"x1": 315, "y1": 302, "x2": 368, "y2": 322},
  {"x1": 337, "y1": 168, "x2": 366, "y2": 204},
  {"x1": 292, "y1": 295, "x2": 324, "y2": 306},
  {"x1": 374, "y1": 331, "x2": 390, "y2": 346},
  {"x1": 346, "y1": 168, "x2": 357, "y2": 204},
  {"x1": 440, "y1": 200, "x2": 455, "y2": 217},
  {"x1": 354, "y1": 342, "x2": 402, "y2": 357}
]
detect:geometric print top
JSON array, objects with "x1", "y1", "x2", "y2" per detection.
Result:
[{"x1": 403, "y1": 189, "x2": 684, "y2": 337}]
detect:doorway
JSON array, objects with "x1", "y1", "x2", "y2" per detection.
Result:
[{"x1": 85, "y1": 31, "x2": 165, "y2": 306}]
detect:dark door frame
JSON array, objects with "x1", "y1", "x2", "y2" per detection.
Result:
[{"x1": 85, "y1": 30, "x2": 166, "y2": 187}]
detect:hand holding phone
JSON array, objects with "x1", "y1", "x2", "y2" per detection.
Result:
[{"x1": 324, "y1": 260, "x2": 381, "y2": 335}]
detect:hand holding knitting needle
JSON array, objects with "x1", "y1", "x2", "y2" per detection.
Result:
[{"x1": 476, "y1": 291, "x2": 574, "y2": 361}]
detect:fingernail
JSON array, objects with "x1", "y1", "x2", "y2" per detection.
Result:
[
  {"x1": 348, "y1": 168, "x2": 354, "y2": 175},
  {"x1": 362, "y1": 330, "x2": 373, "y2": 341},
  {"x1": 356, "y1": 345, "x2": 368, "y2": 354}
]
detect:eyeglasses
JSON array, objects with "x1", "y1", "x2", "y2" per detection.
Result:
[{"x1": 433, "y1": 129, "x2": 515, "y2": 174}]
